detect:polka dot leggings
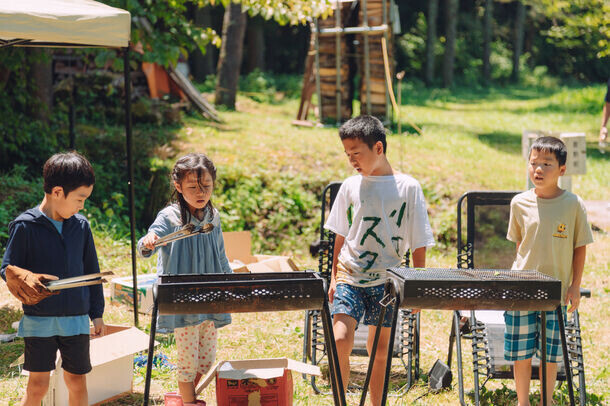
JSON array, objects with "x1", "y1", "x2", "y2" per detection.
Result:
[{"x1": 174, "y1": 320, "x2": 217, "y2": 383}]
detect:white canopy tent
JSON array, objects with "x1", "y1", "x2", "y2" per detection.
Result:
[
  {"x1": 0, "y1": 0, "x2": 141, "y2": 327},
  {"x1": 0, "y1": 0, "x2": 130, "y2": 47}
]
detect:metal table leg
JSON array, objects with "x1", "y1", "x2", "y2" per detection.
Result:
[
  {"x1": 557, "y1": 306, "x2": 576, "y2": 406},
  {"x1": 321, "y1": 299, "x2": 347, "y2": 406},
  {"x1": 454, "y1": 312, "x2": 466, "y2": 406},
  {"x1": 541, "y1": 311, "x2": 547, "y2": 406},
  {"x1": 380, "y1": 281, "x2": 401, "y2": 406},
  {"x1": 143, "y1": 295, "x2": 158, "y2": 406},
  {"x1": 359, "y1": 300, "x2": 388, "y2": 406}
]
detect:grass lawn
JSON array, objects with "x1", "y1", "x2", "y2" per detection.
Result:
[{"x1": 0, "y1": 83, "x2": 608, "y2": 405}]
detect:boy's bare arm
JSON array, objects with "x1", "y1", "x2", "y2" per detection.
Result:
[
  {"x1": 410, "y1": 247, "x2": 426, "y2": 314},
  {"x1": 566, "y1": 245, "x2": 586, "y2": 312},
  {"x1": 411, "y1": 247, "x2": 426, "y2": 268},
  {"x1": 328, "y1": 234, "x2": 345, "y2": 303}
]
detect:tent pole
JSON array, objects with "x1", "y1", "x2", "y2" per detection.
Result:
[{"x1": 123, "y1": 46, "x2": 138, "y2": 327}]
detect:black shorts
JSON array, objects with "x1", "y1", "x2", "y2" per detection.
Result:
[{"x1": 23, "y1": 335, "x2": 91, "y2": 375}]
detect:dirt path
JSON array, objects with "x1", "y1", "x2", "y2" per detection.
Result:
[{"x1": 584, "y1": 200, "x2": 610, "y2": 232}]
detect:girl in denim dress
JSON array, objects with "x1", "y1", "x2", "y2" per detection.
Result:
[{"x1": 139, "y1": 153, "x2": 232, "y2": 405}]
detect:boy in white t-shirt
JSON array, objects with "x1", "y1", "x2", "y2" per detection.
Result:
[
  {"x1": 505, "y1": 136, "x2": 593, "y2": 406},
  {"x1": 325, "y1": 115, "x2": 435, "y2": 405}
]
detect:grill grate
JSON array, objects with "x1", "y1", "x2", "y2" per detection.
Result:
[
  {"x1": 388, "y1": 268, "x2": 561, "y2": 311},
  {"x1": 156, "y1": 272, "x2": 326, "y2": 314}
]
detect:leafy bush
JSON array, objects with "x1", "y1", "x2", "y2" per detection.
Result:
[
  {"x1": 214, "y1": 165, "x2": 323, "y2": 255},
  {"x1": 0, "y1": 166, "x2": 42, "y2": 251}
]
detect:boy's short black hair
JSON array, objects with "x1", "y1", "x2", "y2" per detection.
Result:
[
  {"x1": 43, "y1": 152, "x2": 95, "y2": 195},
  {"x1": 339, "y1": 115, "x2": 387, "y2": 153},
  {"x1": 529, "y1": 136, "x2": 567, "y2": 166}
]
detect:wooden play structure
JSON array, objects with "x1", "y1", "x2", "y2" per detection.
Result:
[{"x1": 295, "y1": 0, "x2": 398, "y2": 126}]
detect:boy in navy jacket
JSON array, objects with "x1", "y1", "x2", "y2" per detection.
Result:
[{"x1": 1, "y1": 152, "x2": 105, "y2": 406}]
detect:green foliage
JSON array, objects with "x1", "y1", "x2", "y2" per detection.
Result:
[
  {"x1": 0, "y1": 166, "x2": 42, "y2": 251},
  {"x1": 197, "y1": 71, "x2": 303, "y2": 103},
  {"x1": 0, "y1": 49, "x2": 58, "y2": 172},
  {"x1": 214, "y1": 165, "x2": 323, "y2": 254}
]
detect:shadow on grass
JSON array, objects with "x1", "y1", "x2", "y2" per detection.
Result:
[{"x1": 477, "y1": 131, "x2": 522, "y2": 155}]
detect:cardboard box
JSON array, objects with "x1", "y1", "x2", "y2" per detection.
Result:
[
  {"x1": 23, "y1": 325, "x2": 155, "y2": 406},
  {"x1": 196, "y1": 358, "x2": 320, "y2": 406},
  {"x1": 110, "y1": 273, "x2": 157, "y2": 314},
  {"x1": 223, "y1": 231, "x2": 300, "y2": 273}
]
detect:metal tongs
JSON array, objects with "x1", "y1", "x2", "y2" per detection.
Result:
[
  {"x1": 141, "y1": 223, "x2": 215, "y2": 255},
  {"x1": 44, "y1": 271, "x2": 115, "y2": 291}
]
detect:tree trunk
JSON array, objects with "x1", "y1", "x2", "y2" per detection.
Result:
[
  {"x1": 512, "y1": 1, "x2": 525, "y2": 83},
  {"x1": 425, "y1": 0, "x2": 439, "y2": 86},
  {"x1": 482, "y1": 0, "x2": 493, "y2": 83},
  {"x1": 245, "y1": 16, "x2": 265, "y2": 73},
  {"x1": 442, "y1": 0, "x2": 458, "y2": 88},
  {"x1": 29, "y1": 48, "x2": 53, "y2": 122},
  {"x1": 215, "y1": 2, "x2": 247, "y2": 109},
  {"x1": 190, "y1": 6, "x2": 216, "y2": 82}
]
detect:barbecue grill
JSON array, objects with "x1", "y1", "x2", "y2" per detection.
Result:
[
  {"x1": 143, "y1": 271, "x2": 346, "y2": 406},
  {"x1": 360, "y1": 267, "x2": 572, "y2": 406}
]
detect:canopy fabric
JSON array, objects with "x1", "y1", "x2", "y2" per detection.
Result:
[{"x1": 0, "y1": 0, "x2": 130, "y2": 47}]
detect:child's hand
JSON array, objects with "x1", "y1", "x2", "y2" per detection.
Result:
[
  {"x1": 328, "y1": 278, "x2": 337, "y2": 303},
  {"x1": 91, "y1": 318, "x2": 105, "y2": 337},
  {"x1": 566, "y1": 284, "x2": 581, "y2": 312},
  {"x1": 5, "y1": 264, "x2": 59, "y2": 305},
  {"x1": 141, "y1": 232, "x2": 159, "y2": 251}
]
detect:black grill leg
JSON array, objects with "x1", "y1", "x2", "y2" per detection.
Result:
[
  {"x1": 359, "y1": 305, "x2": 387, "y2": 406},
  {"x1": 557, "y1": 306, "x2": 576, "y2": 406},
  {"x1": 541, "y1": 311, "x2": 548, "y2": 406},
  {"x1": 380, "y1": 282, "x2": 400, "y2": 406},
  {"x1": 454, "y1": 312, "x2": 466, "y2": 406},
  {"x1": 321, "y1": 300, "x2": 347, "y2": 406},
  {"x1": 143, "y1": 297, "x2": 158, "y2": 406}
]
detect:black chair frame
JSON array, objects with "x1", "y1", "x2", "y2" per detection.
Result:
[
  {"x1": 302, "y1": 182, "x2": 421, "y2": 395},
  {"x1": 448, "y1": 191, "x2": 588, "y2": 405}
]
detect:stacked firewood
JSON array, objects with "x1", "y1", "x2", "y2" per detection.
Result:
[
  {"x1": 316, "y1": 3, "x2": 353, "y2": 122},
  {"x1": 358, "y1": 0, "x2": 392, "y2": 119}
]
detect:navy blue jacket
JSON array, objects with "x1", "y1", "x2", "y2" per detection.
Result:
[{"x1": 0, "y1": 208, "x2": 104, "y2": 319}]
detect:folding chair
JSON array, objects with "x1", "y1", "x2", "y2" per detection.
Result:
[
  {"x1": 447, "y1": 191, "x2": 589, "y2": 405},
  {"x1": 302, "y1": 182, "x2": 421, "y2": 394}
]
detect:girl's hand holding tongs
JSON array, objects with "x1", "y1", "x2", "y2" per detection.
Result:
[{"x1": 141, "y1": 223, "x2": 214, "y2": 255}]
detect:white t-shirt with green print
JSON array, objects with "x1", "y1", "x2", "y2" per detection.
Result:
[{"x1": 325, "y1": 173, "x2": 435, "y2": 287}]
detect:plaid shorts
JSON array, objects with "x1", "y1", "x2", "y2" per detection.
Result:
[{"x1": 504, "y1": 307, "x2": 567, "y2": 363}]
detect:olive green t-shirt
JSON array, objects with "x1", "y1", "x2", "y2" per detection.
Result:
[{"x1": 507, "y1": 189, "x2": 594, "y2": 304}]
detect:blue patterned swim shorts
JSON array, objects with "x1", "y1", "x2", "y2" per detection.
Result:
[{"x1": 332, "y1": 283, "x2": 394, "y2": 327}]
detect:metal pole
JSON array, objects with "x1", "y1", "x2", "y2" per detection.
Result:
[
  {"x1": 557, "y1": 307, "x2": 576, "y2": 405},
  {"x1": 363, "y1": 0, "x2": 371, "y2": 115},
  {"x1": 380, "y1": 280, "x2": 400, "y2": 405},
  {"x1": 123, "y1": 46, "x2": 138, "y2": 327},
  {"x1": 454, "y1": 312, "x2": 466, "y2": 406},
  {"x1": 541, "y1": 311, "x2": 547, "y2": 406},
  {"x1": 314, "y1": 19, "x2": 323, "y2": 124},
  {"x1": 335, "y1": 2, "x2": 342, "y2": 125},
  {"x1": 383, "y1": 0, "x2": 390, "y2": 123},
  {"x1": 143, "y1": 293, "x2": 158, "y2": 406}
]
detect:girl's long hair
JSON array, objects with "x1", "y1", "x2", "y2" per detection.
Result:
[{"x1": 170, "y1": 153, "x2": 217, "y2": 226}]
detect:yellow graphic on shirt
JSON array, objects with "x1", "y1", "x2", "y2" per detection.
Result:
[{"x1": 553, "y1": 223, "x2": 567, "y2": 239}]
